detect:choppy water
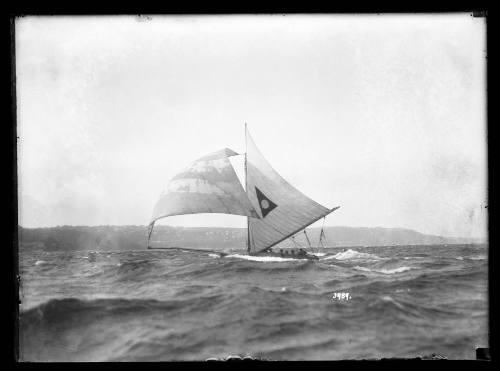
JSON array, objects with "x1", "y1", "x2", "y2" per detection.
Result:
[{"x1": 18, "y1": 244, "x2": 488, "y2": 361}]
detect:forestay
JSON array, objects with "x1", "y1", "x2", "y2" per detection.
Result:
[
  {"x1": 150, "y1": 148, "x2": 260, "y2": 225},
  {"x1": 245, "y1": 129, "x2": 334, "y2": 253}
]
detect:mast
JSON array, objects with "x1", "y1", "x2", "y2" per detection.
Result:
[{"x1": 245, "y1": 122, "x2": 250, "y2": 253}]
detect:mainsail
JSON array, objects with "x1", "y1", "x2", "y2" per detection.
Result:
[
  {"x1": 150, "y1": 148, "x2": 260, "y2": 226},
  {"x1": 245, "y1": 128, "x2": 338, "y2": 253}
]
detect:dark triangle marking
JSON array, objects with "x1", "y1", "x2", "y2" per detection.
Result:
[{"x1": 255, "y1": 187, "x2": 277, "y2": 218}]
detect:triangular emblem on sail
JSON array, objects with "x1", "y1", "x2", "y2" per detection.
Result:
[
  {"x1": 254, "y1": 187, "x2": 277, "y2": 217},
  {"x1": 150, "y1": 148, "x2": 260, "y2": 223},
  {"x1": 246, "y1": 129, "x2": 333, "y2": 253}
]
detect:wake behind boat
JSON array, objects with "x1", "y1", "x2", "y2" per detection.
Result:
[{"x1": 147, "y1": 124, "x2": 339, "y2": 260}]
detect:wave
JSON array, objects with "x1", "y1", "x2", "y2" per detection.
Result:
[
  {"x1": 366, "y1": 294, "x2": 460, "y2": 323},
  {"x1": 18, "y1": 247, "x2": 488, "y2": 361},
  {"x1": 354, "y1": 265, "x2": 415, "y2": 274},
  {"x1": 35, "y1": 260, "x2": 47, "y2": 266},
  {"x1": 20, "y1": 295, "x2": 226, "y2": 326},
  {"x1": 322, "y1": 249, "x2": 382, "y2": 261},
  {"x1": 19, "y1": 297, "x2": 198, "y2": 361}
]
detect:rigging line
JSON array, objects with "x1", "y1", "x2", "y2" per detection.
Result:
[
  {"x1": 303, "y1": 229, "x2": 312, "y2": 247},
  {"x1": 245, "y1": 122, "x2": 250, "y2": 253},
  {"x1": 290, "y1": 235, "x2": 301, "y2": 249},
  {"x1": 319, "y1": 216, "x2": 327, "y2": 248},
  {"x1": 303, "y1": 229, "x2": 313, "y2": 253}
]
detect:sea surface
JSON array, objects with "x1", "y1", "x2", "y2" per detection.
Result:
[{"x1": 18, "y1": 244, "x2": 488, "y2": 361}]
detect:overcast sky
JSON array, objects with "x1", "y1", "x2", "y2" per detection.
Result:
[{"x1": 16, "y1": 14, "x2": 487, "y2": 239}]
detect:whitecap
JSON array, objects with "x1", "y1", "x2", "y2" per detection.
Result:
[
  {"x1": 378, "y1": 266, "x2": 414, "y2": 274},
  {"x1": 327, "y1": 249, "x2": 382, "y2": 261},
  {"x1": 395, "y1": 288, "x2": 411, "y2": 293},
  {"x1": 321, "y1": 255, "x2": 338, "y2": 261},
  {"x1": 379, "y1": 295, "x2": 406, "y2": 310},
  {"x1": 354, "y1": 265, "x2": 415, "y2": 274},
  {"x1": 311, "y1": 252, "x2": 326, "y2": 257},
  {"x1": 35, "y1": 260, "x2": 46, "y2": 266},
  {"x1": 208, "y1": 253, "x2": 219, "y2": 258},
  {"x1": 469, "y1": 255, "x2": 486, "y2": 260}
]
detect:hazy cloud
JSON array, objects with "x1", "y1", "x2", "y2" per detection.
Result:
[{"x1": 16, "y1": 14, "x2": 487, "y2": 239}]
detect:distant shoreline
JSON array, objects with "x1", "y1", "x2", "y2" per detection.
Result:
[{"x1": 17, "y1": 225, "x2": 486, "y2": 252}]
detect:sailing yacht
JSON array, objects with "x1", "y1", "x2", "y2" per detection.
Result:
[{"x1": 147, "y1": 125, "x2": 339, "y2": 260}]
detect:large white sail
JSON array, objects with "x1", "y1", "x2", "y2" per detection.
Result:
[
  {"x1": 150, "y1": 148, "x2": 260, "y2": 224},
  {"x1": 246, "y1": 129, "x2": 335, "y2": 253}
]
